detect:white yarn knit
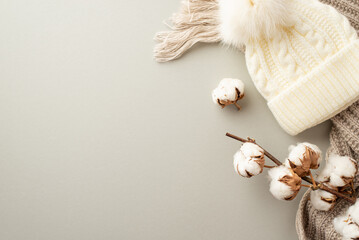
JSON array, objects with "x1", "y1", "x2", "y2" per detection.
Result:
[{"x1": 220, "y1": 0, "x2": 359, "y2": 135}]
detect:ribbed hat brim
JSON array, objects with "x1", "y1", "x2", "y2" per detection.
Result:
[{"x1": 268, "y1": 40, "x2": 359, "y2": 135}]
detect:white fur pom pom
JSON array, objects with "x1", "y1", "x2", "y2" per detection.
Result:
[
  {"x1": 233, "y1": 142, "x2": 264, "y2": 178},
  {"x1": 334, "y1": 201, "x2": 359, "y2": 240},
  {"x1": 212, "y1": 78, "x2": 244, "y2": 109},
  {"x1": 218, "y1": 0, "x2": 294, "y2": 47},
  {"x1": 310, "y1": 188, "x2": 336, "y2": 211},
  {"x1": 284, "y1": 142, "x2": 322, "y2": 177},
  {"x1": 268, "y1": 165, "x2": 301, "y2": 201},
  {"x1": 317, "y1": 154, "x2": 357, "y2": 187}
]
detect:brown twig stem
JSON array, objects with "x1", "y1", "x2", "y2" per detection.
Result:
[
  {"x1": 309, "y1": 171, "x2": 317, "y2": 188},
  {"x1": 301, "y1": 176, "x2": 356, "y2": 203},
  {"x1": 319, "y1": 184, "x2": 356, "y2": 204},
  {"x1": 264, "y1": 165, "x2": 275, "y2": 168},
  {"x1": 302, "y1": 176, "x2": 314, "y2": 185},
  {"x1": 233, "y1": 102, "x2": 241, "y2": 111},
  {"x1": 351, "y1": 182, "x2": 355, "y2": 194},
  {"x1": 301, "y1": 184, "x2": 312, "y2": 188}
]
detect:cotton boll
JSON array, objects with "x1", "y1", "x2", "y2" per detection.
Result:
[
  {"x1": 284, "y1": 142, "x2": 322, "y2": 177},
  {"x1": 334, "y1": 216, "x2": 348, "y2": 237},
  {"x1": 334, "y1": 216, "x2": 359, "y2": 240},
  {"x1": 348, "y1": 204, "x2": 358, "y2": 216},
  {"x1": 234, "y1": 151, "x2": 249, "y2": 177},
  {"x1": 234, "y1": 151, "x2": 262, "y2": 177},
  {"x1": 212, "y1": 78, "x2": 244, "y2": 109},
  {"x1": 241, "y1": 142, "x2": 264, "y2": 159},
  {"x1": 342, "y1": 224, "x2": 359, "y2": 240},
  {"x1": 329, "y1": 154, "x2": 357, "y2": 187},
  {"x1": 334, "y1": 216, "x2": 349, "y2": 236},
  {"x1": 233, "y1": 142, "x2": 265, "y2": 178},
  {"x1": 348, "y1": 203, "x2": 359, "y2": 224},
  {"x1": 317, "y1": 154, "x2": 358, "y2": 187},
  {"x1": 303, "y1": 143, "x2": 322, "y2": 169},
  {"x1": 268, "y1": 165, "x2": 301, "y2": 201},
  {"x1": 219, "y1": 0, "x2": 295, "y2": 47},
  {"x1": 310, "y1": 188, "x2": 337, "y2": 211},
  {"x1": 334, "y1": 201, "x2": 359, "y2": 240}
]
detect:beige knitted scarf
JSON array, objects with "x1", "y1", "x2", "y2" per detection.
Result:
[{"x1": 155, "y1": 0, "x2": 359, "y2": 239}]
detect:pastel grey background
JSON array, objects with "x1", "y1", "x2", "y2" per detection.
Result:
[{"x1": 0, "y1": 1, "x2": 331, "y2": 239}]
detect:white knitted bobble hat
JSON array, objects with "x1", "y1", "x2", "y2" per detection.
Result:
[{"x1": 219, "y1": 0, "x2": 359, "y2": 135}]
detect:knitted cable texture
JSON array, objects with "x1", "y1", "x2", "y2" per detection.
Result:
[
  {"x1": 321, "y1": 0, "x2": 359, "y2": 32},
  {"x1": 240, "y1": 0, "x2": 359, "y2": 136}
]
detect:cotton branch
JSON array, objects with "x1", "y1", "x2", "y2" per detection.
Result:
[{"x1": 226, "y1": 132, "x2": 357, "y2": 204}]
